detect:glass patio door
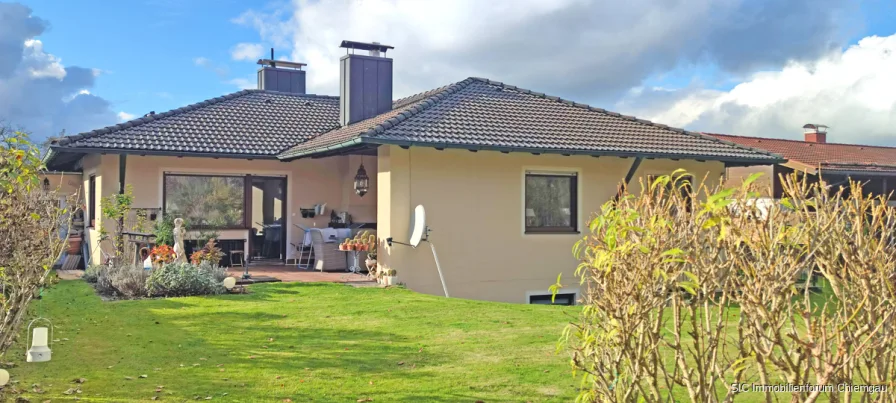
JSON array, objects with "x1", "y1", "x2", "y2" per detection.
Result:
[{"x1": 248, "y1": 176, "x2": 286, "y2": 262}]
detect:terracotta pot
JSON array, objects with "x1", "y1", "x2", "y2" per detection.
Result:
[{"x1": 67, "y1": 236, "x2": 82, "y2": 254}]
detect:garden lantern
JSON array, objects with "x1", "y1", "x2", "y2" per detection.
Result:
[
  {"x1": 26, "y1": 318, "x2": 53, "y2": 363},
  {"x1": 354, "y1": 162, "x2": 369, "y2": 197}
]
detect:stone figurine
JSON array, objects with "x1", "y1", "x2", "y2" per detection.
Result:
[{"x1": 173, "y1": 218, "x2": 187, "y2": 263}]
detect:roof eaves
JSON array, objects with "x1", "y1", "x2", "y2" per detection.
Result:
[
  {"x1": 279, "y1": 138, "x2": 364, "y2": 160},
  {"x1": 48, "y1": 145, "x2": 279, "y2": 160},
  {"x1": 362, "y1": 137, "x2": 786, "y2": 165}
]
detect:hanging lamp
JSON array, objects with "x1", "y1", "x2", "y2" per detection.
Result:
[{"x1": 354, "y1": 158, "x2": 369, "y2": 197}]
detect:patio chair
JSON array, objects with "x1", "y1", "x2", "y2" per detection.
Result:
[{"x1": 309, "y1": 228, "x2": 348, "y2": 272}]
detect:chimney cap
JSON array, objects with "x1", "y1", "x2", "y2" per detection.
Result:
[
  {"x1": 339, "y1": 40, "x2": 395, "y2": 53},
  {"x1": 803, "y1": 123, "x2": 829, "y2": 133},
  {"x1": 256, "y1": 59, "x2": 306, "y2": 70}
]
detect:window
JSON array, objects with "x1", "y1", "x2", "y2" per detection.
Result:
[
  {"x1": 525, "y1": 171, "x2": 578, "y2": 233},
  {"x1": 163, "y1": 174, "x2": 246, "y2": 228},
  {"x1": 88, "y1": 175, "x2": 96, "y2": 227},
  {"x1": 529, "y1": 293, "x2": 576, "y2": 306}
]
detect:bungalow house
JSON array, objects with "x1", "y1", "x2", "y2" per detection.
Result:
[
  {"x1": 708, "y1": 124, "x2": 896, "y2": 203},
  {"x1": 45, "y1": 41, "x2": 780, "y2": 303}
]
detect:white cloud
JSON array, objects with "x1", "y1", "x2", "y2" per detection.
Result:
[
  {"x1": 233, "y1": 0, "x2": 855, "y2": 101},
  {"x1": 192, "y1": 56, "x2": 228, "y2": 78},
  {"x1": 227, "y1": 77, "x2": 255, "y2": 90},
  {"x1": 617, "y1": 34, "x2": 896, "y2": 146},
  {"x1": 117, "y1": 111, "x2": 135, "y2": 121},
  {"x1": 231, "y1": 42, "x2": 265, "y2": 61},
  {"x1": 0, "y1": 3, "x2": 117, "y2": 141}
]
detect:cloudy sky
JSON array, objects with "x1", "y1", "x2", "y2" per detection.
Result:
[{"x1": 4, "y1": 0, "x2": 896, "y2": 145}]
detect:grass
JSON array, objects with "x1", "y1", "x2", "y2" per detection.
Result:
[{"x1": 7, "y1": 280, "x2": 579, "y2": 402}]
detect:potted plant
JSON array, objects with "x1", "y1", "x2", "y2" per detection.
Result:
[
  {"x1": 364, "y1": 234, "x2": 377, "y2": 272},
  {"x1": 67, "y1": 233, "x2": 82, "y2": 254},
  {"x1": 383, "y1": 269, "x2": 397, "y2": 286}
]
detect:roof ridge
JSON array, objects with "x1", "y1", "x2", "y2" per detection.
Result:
[
  {"x1": 54, "y1": 89, "x2": 259, "y2": 146},
  {"x1": 706, "y1": 132, "x2": 896, "y2": 151},
  {"x1": 356, "y1": 78, "x2": 479, "y2": 139},
  {"x1": 466, "y1": 78, "x2": 782, "y2": 161}
]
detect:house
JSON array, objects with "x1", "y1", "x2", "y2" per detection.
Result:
[
  {"x1": 707, "y1": 125, "x2": 896, "y2": 203},
  {"x1": 45, "y1": 40, "x2": 780, "y2": 303}
]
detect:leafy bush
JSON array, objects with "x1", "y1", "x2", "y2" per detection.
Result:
[
  {"x1": 561, "y1": 170, "x2": 896, "y2": 402},
  {"x1": 86, "y1": 264, "x2": 149, "y2": 299},
  {"x1": 0, "y1": 128, "x2": 76, "y2": 357},
  {"x1": 145, "y1": 262, "x2": 226, "y2": 297},
  {"x1": 190, "y1": 239, "x2": 224, "y2": 265},
  {"x1": 150, "y1": 244, "x2": 176, "y2": 265},
  {"x1": 152, "y1": 214, "x2": 177, "y2": 246}
]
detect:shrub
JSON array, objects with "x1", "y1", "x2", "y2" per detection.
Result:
[
  {"x1": 145, "y1": 262, "x2": 226, "y2": 297},
  {"x1": 150, "y1": 244, "x2": 176, "y2": 265},
  {"x1": 561, "y1": 170, "x2": 896, "y2": 402},
  {"x1": 190, "y1": 239, "x2": 224, "y2": 265},
  {"x1": 0, "y1": 128, "x2": 76, "y2": 358},
  {"x1": 87, "y1": 264, "x2": 149, "y2": 299}
]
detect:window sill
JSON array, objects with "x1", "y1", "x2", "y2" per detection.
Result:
[{"x1": 524, "y1": 230, "x2": 580, "y2": 235}]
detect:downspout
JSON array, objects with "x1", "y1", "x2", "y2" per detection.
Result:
[{"x1": 615, "y1": 157, "x2": 643, "y2": 202}]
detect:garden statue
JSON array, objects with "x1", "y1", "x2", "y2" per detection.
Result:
[{"x1": 173, "y1": 218, "x2": 187, "y2": 263}]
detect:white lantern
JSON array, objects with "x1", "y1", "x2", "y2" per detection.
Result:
[
  {"x1": 0, "y1": 368, "x2": 9, "y2": 386},
  {"x1": 26, "y1": 318, "x2": 52, "y2": 363},
  {"x1": 222, "y1": 277, "x2": 237, "y2": 291}
]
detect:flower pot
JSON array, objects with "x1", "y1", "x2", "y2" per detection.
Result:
[
  {"x1": 67, "y1": 236, "x2": 82, "y2": 254},
  {"x1": 384, "y1": 276, "x2": 395, "y2": 286}
]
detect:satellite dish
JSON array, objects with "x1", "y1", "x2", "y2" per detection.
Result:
[{"x1": 409, "y1": 205, "x2": 426, "y2": 247}]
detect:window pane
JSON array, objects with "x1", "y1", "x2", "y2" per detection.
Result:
[
  {"x1": 529, "y1": 293, "x2": 576, "y2": 306},
  {"x1": 164, "y1": 175, "x2": 245, "y2": 228},
  {"x1": 525, "y1": 175, "x2": 573, "y2": 228}
]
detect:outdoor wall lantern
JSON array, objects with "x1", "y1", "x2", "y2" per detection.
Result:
[
  {"x1": 42, "y1": 178, "x2": 50, "y2": 192},
  {"x1": 26, "y1": 318, "x2": 53, "y2": 363},
  {"x1": 354, "y1": 160, "x2": 369, "y2": 197}
]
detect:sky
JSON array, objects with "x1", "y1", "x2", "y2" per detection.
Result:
[{"x1": 2, "y1": 0, "x2": 896, "y2": 146}]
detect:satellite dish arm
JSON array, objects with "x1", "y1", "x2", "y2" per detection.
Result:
[{"x1": 385, "y1": 237, "x2": 416, "y2": 248}]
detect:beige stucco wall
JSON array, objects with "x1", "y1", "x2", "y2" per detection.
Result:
[
  {"x1": 377, "y1": 146, "x2": 725, "y2": 303},
  {"x1": 723, "y1": 165, "x2": 775, "y2": 197},
  {"x1": 82, "y1": 153, "x2": 376, "y2": 265}
]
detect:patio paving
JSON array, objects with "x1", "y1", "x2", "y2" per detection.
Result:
[{"x1": 225, "y1": 265, "x2": 375, "y2": 284}]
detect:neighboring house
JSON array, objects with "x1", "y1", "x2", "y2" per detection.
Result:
[
  {"x1": 708, "y1": 124, "x2": 896, "y2": 203},
  {"x1": 45, "y1": 41, "x2": 780, "y2": 303}
]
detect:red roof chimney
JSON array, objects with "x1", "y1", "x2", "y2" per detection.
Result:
[{"x1": 803, "y1": 123, "x2": 828, "y2": 144}]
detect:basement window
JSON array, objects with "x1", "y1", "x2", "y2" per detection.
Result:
[
  {"x1": 529, "y1": 293, "x2": 576, "y2": 306},
  {"x1": 524, "y1": 171, "x2": 578, "y2": 233}
]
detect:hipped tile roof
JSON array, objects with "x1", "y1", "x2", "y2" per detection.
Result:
[
  {"x1": 706, "y1": 133, "x2": 896, "y2": 174},
  {"x1": 51, "y1": 78, "x2": 780, "y2": 165}
]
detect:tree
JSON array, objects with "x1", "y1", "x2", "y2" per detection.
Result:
[{"x1": 0, "y1": 128, "x2": 77, "y2": 358}]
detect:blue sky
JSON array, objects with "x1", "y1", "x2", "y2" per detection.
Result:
[{"x1": 5, "y1": 0, "x2": 896, "y2": 145}]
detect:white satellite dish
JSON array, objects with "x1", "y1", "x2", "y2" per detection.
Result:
[
  {"x1": 385, "y1": 204, "x2": 449, "y2": 298},
  {"x1": 409, "y1": 205, "x2": 426, "y2": 247}
]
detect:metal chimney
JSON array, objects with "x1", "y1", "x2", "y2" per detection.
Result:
[
  {"x1": 256, "y1": 48, "x2": 307, "y2": 94},
  {"x1": 339, "y1": 40, "x2": 395, "y2": 126}
]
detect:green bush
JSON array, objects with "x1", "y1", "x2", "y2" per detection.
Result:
[{"x1": 145, "y1": 262, "x2": 226, "y2": 297}]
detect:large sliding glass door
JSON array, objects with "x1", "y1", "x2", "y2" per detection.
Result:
[{"x1": 248, "y1": 176, "x2": 286, "y2": 262}]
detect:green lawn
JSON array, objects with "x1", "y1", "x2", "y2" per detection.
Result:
[{"x1": 7, "y1": 280, "x2": 579, "y2": 402}]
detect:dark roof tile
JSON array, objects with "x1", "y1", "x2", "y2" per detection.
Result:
[{"x1": 280, "y1": 78, "x2": 779, "y2": 162}]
